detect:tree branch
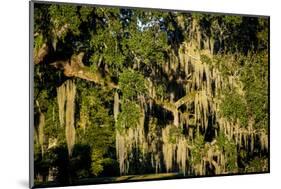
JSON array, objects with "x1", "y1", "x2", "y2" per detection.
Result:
[
  {"x1": 174, "y1": 92, "x2": 196, "y2": 109},
  {"x1": 50, "y1": 52, "x2": 118, "y2": 89}
]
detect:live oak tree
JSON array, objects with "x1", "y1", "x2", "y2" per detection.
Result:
[{"x1": 33, "y1": 3, "x2": 269, "y2": 184}]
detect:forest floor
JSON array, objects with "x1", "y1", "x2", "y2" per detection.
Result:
[
  {"x1": 78, "y1": 172, "x2": 182, "y2": 183},
  {"x1": 35, "y1": 173, "x2": 183, "y2": 187}
]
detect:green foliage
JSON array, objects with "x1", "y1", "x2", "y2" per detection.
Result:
[
  {"x1": 127, "y1": 29, "x2": 168, "y2": 64},
  {"x1": 240, "y1": 52, "x2": 268, "y2": 130},
  {"x1": 44, "y1": 99, "x2": 65, "y2": 143},
  {"x1": 76, "y1": 86, "x2": 114, "y2": 146},
  {"x1": 79, "y1": 6, "x2": 93, "y2": 22},
  {"x1": 91, "y1": 148, "x2": 119, "y2": 176},
  {"x1": 91, "y1": 149, "x2": 104, "y2": 176},
  {"x1": 76, "y1": 86, "x2": 115, "y2": 177},
  {"x1": 49, "y1": 4, "x2": 81, "y2": 37},
  {"x1": 168, "y1": 126, "x2": 183, "y2": 144},
  {"x1": 34, "y1": 4, "x2": 51, "y2": 36},
  {"x1": 90, "y1": 27, "x2": 126, "y2": 69},
  {"x1": 245, "y1": 157, "x2": 268, "y2": 173},
  {"x1": 35, "y1": 89, "x2": 66, "y2": 146},
  {"x1": 221, "y1": 16, "x2": 242, "y2": 26},
  {"x1": 215, "y1": 51, "x2": 268, "y2": 131},
  {"x1": 34, "y1": 34, "x2": 45, "y2": 51},
  {"x1": 191, "y1": 134, "x2": 205, "y2": 165},
  {"x1": 88, "y1": 7, "x2": 126, "y2": 71},
  {"x1": 212, "y1": 54, "x2": 239, "y2": 78},
  {"x1": 117, "y1": 101, "x2": 141, "y2": 132},
  {"x1": 119, "y1": 69, "x2": 147, "y2": 100},
  {"x1": 217, "y1": 133, "x2": 237, "y2": 172},
  {"x1": 220, "y1": 90, "x2": 248, "y2": 127},
  {"x1": 196, "y1": 14, "x2": 265, "y2": 53},
  {"x1": 156, "y1": 83, "x2": 166, "y2": 98},
  {"x1": 257, "y1": 18, "x2": 269, "y2": 50}
]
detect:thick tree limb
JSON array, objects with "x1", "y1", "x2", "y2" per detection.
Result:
[
  {"x1": 174, "y1": 92, "x2": 196, "y2": 108},
  {"x1": 51, "y1": 52, "x2": 118, "y2": 89},
  {"x1": 154, "y1": 92, "x2": 195, "y2": 113}
]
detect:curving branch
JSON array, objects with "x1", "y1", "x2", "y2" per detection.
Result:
[
  {"x1": 175, "y1": 92, "x2": 196, "y2": 109},
  {"x1": 154, "y1": 93, "x2": 195, "y2": 127},
  {"x1": 50, "y1": 52, "x2": 118, "y2": 89},
  {"x1": 154, "y1": 92, "x2": 195, "y2": 113}
]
